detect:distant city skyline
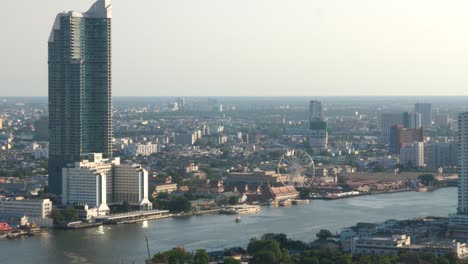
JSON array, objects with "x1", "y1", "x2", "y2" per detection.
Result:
[{"x1": 2, "y1": 0, "x2": 468, "y2": 96}]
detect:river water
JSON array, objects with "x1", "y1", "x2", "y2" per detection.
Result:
[{"x1": 0, "y1": 188, "x2": 457, "y2": 264}]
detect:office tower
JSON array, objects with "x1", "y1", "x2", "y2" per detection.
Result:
[
  {"x1": 400, "y1": 142, "x2": 424, "y2": 167},
  {"x1": 380, "y1": 113, "x2": 404, "y2": 139},
  {"x1": 309, "y1": 100, "x2": 324, "y2": 122},
  {"x1": 48, "y1": 0, "x2": 112, "y2": 195},
  {"x1": 309, "y1": 101, "x2": 327, "y2": 149},
  {"x1": 415, "y1": 103, "x2": 432, "y2": 128},
  {"x1": 403, "y1": 112, "x2": 422, "y2": 129},
  {"x1": 177, "y1": 97, "x2": 185, "y2": 111},
  {"x1": 389, "y1": 125, "x2": 423, "y2": 154},
  {"x1": 425, "y1": 141, "x2": 457, "y2": 169},
  {"x1": 433, "y1": 114, "x2": 450, "y2": 127},
  {"x1": 449, "y1": 113, "x2": 468, "y2": 227}
]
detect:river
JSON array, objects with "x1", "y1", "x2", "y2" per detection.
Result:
[{"x1": 0, "y1": 187, "x2": 457, "y2": 264}]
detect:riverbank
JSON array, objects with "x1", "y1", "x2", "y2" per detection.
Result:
[
  {"x1": 0, "y1": 188, "x2": 457, "y2": 264},
  {"x1": 312, "y1": 186, "x2": 448, "y2": 200}
]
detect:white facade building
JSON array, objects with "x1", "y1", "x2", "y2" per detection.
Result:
[
  {"x1": 0, "y1": 198, "x2": 52, "y2": 218},
  {"x1": 0, "y1": 198, "x2": 53, "y2": 227},
  {"x1": 125, "y1": 142, "x2": 158, "y2": 156},
  {"x1": 62, "y1": 161, "x2": 110, "y2": 215},
  {"x1": 62, "y1": 153, "x2": 152, "y2": 214}
]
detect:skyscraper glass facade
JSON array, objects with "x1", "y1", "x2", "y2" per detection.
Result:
[{"x1": 48, "y1": 0, "x2": 112, "y2": 195}]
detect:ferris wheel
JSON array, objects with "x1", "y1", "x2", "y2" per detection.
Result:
[{"x1": 277, "y1": 149, "x2": 315, "y2": 187}]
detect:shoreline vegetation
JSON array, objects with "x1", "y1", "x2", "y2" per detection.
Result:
[{"x1": 146, "y1": 232, "x2": 460, "y2": 264}]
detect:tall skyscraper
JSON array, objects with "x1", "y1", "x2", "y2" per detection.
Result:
[
  {"x1": 308, "y1": 100, "x2": 327, "y2": 149},
  {"x1": 309, "y1": 100, "x2": 324, "y2": 122},
  {"x1": 449, "y1": 113, "x2": 468, "y2": 227},
  {"x1": 48, "y1": 0, "x2": 112, "y2": 195},
  {"x1": 415, "y1": 103, "x2": 432, "y2": 128},
  {"x1": 380, "y1": 113, "x2": 404, "y2": 139},
  {"x1": 403, "y1": 112, "x2": 422, "y2": 129}
]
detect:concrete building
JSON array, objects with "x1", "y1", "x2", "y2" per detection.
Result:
[
  {"x1": 0, "y1": 198, "x2": 53, "y2": 227},
  {"x1": 400, "y1": 142, "x2": 425, "y2": 167},
  {"x1": 113, "y1": 164, "x2": 151, "y2": 209},
  {"x1": 450, "y1": 112, "x2": 468, "y2": 226},
  {"x1": 309, "y1": 101, "x2": 328, "y2": 149},
  {"x1": 415, "y1": 103, "x2": 432, "y2": 128},
  {"x1": 380, "y1": 113, "x2": 404, "y2": 139},
  {"x1": 62, "y1": 153, "x2": 152, "y2": 214},
  {"x1": 174, "y1": 133, "x2": 197, "y2": 145},
  {"x1": 403, "y1": 112, "x2": 422, "y2": 129},
  {"x1": 0, "y1": 198, "x2": 52, "y2": 219},
  {"x1": 309, "y1": 100, "x2": 324, "y2": 122},
  {"x1": 351, "y1": 234, "x2": 467, "y2": 258},
  {"x1": 434, "y1": 114, "x2": 450, "y2": 127},
  {"x1": 389, "y1": 125, "x2": 423, "y2": 154},
  {"x1": 125, "y1": 142, "x2": 158, "y2": 156},
  {"x1": 62, "y1": 161, "x2": 110, "y2": 215},
  {"x1": 425, "y1": 142, "x2": 457, "y2": 169},
  {"x1": 226, "y1": 170, "x2": 288, "y2": 184},
  {"x1": 48, "y1": 0, "x2": 113, "y2": 195}
]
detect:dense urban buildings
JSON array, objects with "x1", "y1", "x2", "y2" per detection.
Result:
[{"x1": 48, "y1": 0, "x2": 113, "y2": 195}]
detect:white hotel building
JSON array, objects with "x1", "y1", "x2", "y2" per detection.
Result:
[{"x1": 62, "y1": 153, "x2": 151, "y2": 215}]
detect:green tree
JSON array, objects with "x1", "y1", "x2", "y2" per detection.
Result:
[
  {"x1": 228, "y1": 195, "x2": 238, "y2": 205},
  {"x1": 223, "y1": 258, "x2": 241, "y2": 264},
  {"x1": 316, "y1": 229, "x2": 333, "y2": 240},
  {"x1": 121, "y1": 201, "x2": 131, "y2": 212},
  {"x1": 62, "y1": 207, "x2": 80, "y2": 222},
  {"x1": 247, "y1": 239, "x2": 283, "y2": 264},
  {"x1": 193, "y1": 249, "x2": 209, "y2": 264},
  {"x1": 50, "y1": 209, "x2": 65, "y2": 224},
  {"x1": 418, "y1": 174, "x2": 437, "y2": 186},
  {"x1": 168, "y1": 196, "x2": 191, "y2": 213}
]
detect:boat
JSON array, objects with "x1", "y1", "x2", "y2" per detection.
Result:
[
  {"x1": 19, "y1": 216, "x2": 41, "y2": 234},
  {"x1": 0, "y1": 222, "x2": 14, "y2": 239},
  {"x1": 220, "y1": 205, "x2": 261, "y2": 215},
  {"x1": 235, "y1": 216, "x2": 241, "y2": 223},
  {"x1": 292, "y1": 199, "x2": 310, "y2": 205},
  {"x1": 279, "y1": 199, "x2": 292, "y2": 207},
  {"x1": 96, "y1": 226, "x2": 104, "y2": 235},
  {"x1": 0, "y1": 222, "x2": 13, "y2": 232},
  {"x1": 142, "y1": 220, "x2": 148, "y2": 228}
]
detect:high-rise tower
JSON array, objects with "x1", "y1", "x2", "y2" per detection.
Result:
[
  {"x1": 308, "y1": 100, "x2": 328, "y2": 149},
  {"x1": 449, "y1": 112, "x2": 468, "y2": 227},
  {"x1": 309, "y1": 100, "x2": 324, "y2": 122},
  {"x1": 415, "y1": 103, "x2": 432, "y2": 128},
  {"x1": 48, "y1": 0, "x2": 112, "y2": 195}
]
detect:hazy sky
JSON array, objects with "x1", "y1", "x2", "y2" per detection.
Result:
[{"x1": 2, "y1": 0, "x2": 468, "y2": 96}]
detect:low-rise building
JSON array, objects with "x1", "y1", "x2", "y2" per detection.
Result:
[
  {"x1": 226, "y1": 170, "x2": 288, "y2": 184},
  {"x1": 0, "y1": 198, "x2": 53, "y2": 227},
  {"x1": 351, "y1": 234, "x2": 468, "y2": 258}
]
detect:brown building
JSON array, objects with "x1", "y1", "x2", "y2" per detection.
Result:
[{"x1": 390, "y1": 125, "x2": 423, "y2": 154}]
